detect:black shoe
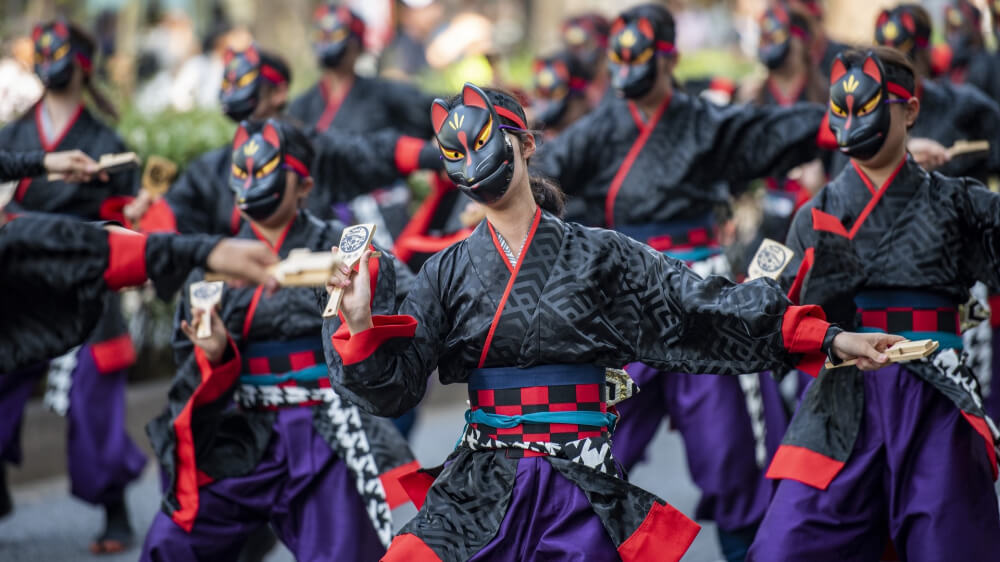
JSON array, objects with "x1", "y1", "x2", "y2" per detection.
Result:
[
  {"x1": 0, "y1": 465, "x2": 12, "y2": 519},
  {"x1": 89, "y1": 498, "x2": 133, "y2": 555}
]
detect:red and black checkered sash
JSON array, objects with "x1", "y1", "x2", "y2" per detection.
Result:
[
  {"x1": 614, "y1": 213, "x2": 720, "y2": 262},
  {"x1": 854, "y1": 289, "x2": 963, "y2": 350},
  {"x1": 237, "y1": 337, "x2": 331, "y2": 410},
  {"x1": 466, "y1": 364, "x2": 613, "y2": 458}
]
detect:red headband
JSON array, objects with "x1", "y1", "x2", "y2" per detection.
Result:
[
  {"x1": 568, "y1": 76, "x2": 589, "y2": 91},
  {"x1": 75, "y1": 52, "x2": 92, "y2": 74},
  {"x1": 260, "y1": 64, "x2": 287, "y2": 85},
  {"x1": 887, "y1": 81, "x2": 914, "y2": 99},
  {"x1": 284, "y1": 154, "x2": 310, "y2": 177},
  {"x1": 495, "y1": 106, "x2": 527, "y2": 129},
  {"x1": 656, "y1": 40, "x2": 676, "y2": 54},
  {"x1": 790, "y1": 25, "x2": 809, "y2": 40}
]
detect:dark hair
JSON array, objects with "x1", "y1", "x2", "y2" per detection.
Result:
[
  {"x1": 562, "y1": 12, "x2": 611, "y2": 42},
  {"x1": 263, "y1": 117, "x2": 315, "y2": 175},
  {"x1": 444, "y1": 86, "x2": 566, "y2": 217},
  {"x1": 617, "y1": 3, "x2": 676, "y2": 45},
  {"x1": 756, "y1": 4, "x2": 828, "y2": 105},
  {"x1": 58, "y1": 22, "x2": 119, "y2": 121},
  {"x1": 840, "y1": 46, "x2": 916, "y2": 98}
]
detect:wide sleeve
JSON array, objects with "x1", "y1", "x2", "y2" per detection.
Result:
[
  {"x1": 959, "y1": 178, "x2": 1000, "y2": 290},
  {"x1": 309, "y1": 128, "x2": 425, "y2": 198},
  {"x1": 706, "y1": 102, "x2": 826, "y2": 186},
  {"x1": 0, "y1": 149, "x2": 46, "y2": 181},
  {"x1": 144, "y1": 232, "x2": 223, "y2": 299},
  {"x1": 382, "y1": 80, "x2": 435, "y2": 138},
  {"x1": 616, "y1": 233, "x2": 831, "y2": 376},
  {"x1": 323, "y1": 254, "x2": 448, "y2": 417},
  {"x1": 164, "y1": 155, "x2": 218, "y2": 235}
]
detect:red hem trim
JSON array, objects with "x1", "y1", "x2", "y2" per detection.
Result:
[
  {"x1": 605, "y1": 93, "x2": 671, "y2": 229},
  {"x1": 617, "y1": 501, "x2": 700, "y2": 562},
  {"x1": 14, "y1": 178, "x2": 31, "y2": 202},
  {"x1": 477, "y1": 208, "x2": 542, "y2": 367},
  {"x1": 382, "y1": 533, "x2": 442, "y2": 562},
  {"x1": 90, "y1": 334, "x2": 137, "y2": 373},
  {"x1": 989, "y1": 295, "x2": 1000, "y2": 329},
  {"x1": 399, "y1": 469, "x2": 437, "y2": 510},
  {"x1": 787, "y1": 247, "x2": 814, "y2": 305},
  {"x1": 394, "y1": 136, "x2": 426, "y2": 175},
  {"x1": 961, "y1": 412, "x2": 998, "y2": 481},
  {"x1": 766, "y1": 444, "x2": 844, "y2": 489},
  {"x1": 99, "y1": 196, "x2": 133, "y2": 224},
  {"x1": 104, "y1": 229, "x2": 148, "y2": 289},
  {"x1": 331, "y1": 315, "x2": 418, "y2": 365},
  {"x1": 170, "y1": 336, "x2": 241, "y2": 532},
  {"x1": 379, "y1": 460, "x2": 421, "y2": 509}
]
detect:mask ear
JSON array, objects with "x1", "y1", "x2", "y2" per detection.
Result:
[
  {"x1": 222, "y1": 47, "x2": 237, "y2": 66},
  {"x1": 462, "y1": 83, "x2": 491, "y2": 110},
  {"x1": 901, "y1": 12, "x2": 915, "y2": 33},
  {"x1": 32, "y1": 24, "x2": 43, "y2": 42},
  {"x1": 262, "y1": 121, "x2": 282, "y2": 148},
  {"x1": 232, "y1": 123, "x2": 250, "y2": 151},
  {"x1": 53, "y1": 21, "x2": 68, "y2": 38},
  {"x1": 862, "y1": 52, "x2": 883, "y2": 83},
  {"x1": 245, "y1": 43, "x2": 260, "y2": 65},
  {"x1": 610, "y1": 17, "x2": 625, "y2": 36},
  {"x1": 637, "y1": 17, "x2": 654, "y2": 39},
  {"x1": 431, "y1": 100, "x2": 450, "y2": 133},
  {"x1": 830, "y1": 54, "x2": 848, "y2": 84},
  {"x1": 876, "y1": 10, "x2": 890, "y2": 28}
]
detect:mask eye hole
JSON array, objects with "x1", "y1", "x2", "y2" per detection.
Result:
[
  {"x1": 475, "y1": 116, "x2": 492, "y2": 149},
  {"x1": 231, "y1": 164, "x2": 248, "y2": 179},
  {"x1": 256, "y1": 156, "x2": 280, "y2": 178},
  {"x1": 237, "y1": 69, "x2": 259, "y2": 88},
  {"x1": 441, "y1": 147, "x2": 464, "y2": 161},
  {"x1": 829, "y1": 100, "x2": 847, "y2": 117},
  {"x1": 857, "y1": 91, "x2": 883, "y2": 116}
]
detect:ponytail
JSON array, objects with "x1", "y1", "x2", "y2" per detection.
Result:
[
  {"x1": 528, "y1": 172, "x2": 565, "y2": 217},
  {"x1": 84, "y1": 79, "x2": 119, "y2": 122}
]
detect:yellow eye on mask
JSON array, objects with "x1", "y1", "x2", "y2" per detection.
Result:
[
  {"x1": 441, "y1": 147, "x2": 464, "y2": 161},
  {"x1": 255, "y1": 156, "x2": 280, "y2": 178},
  {"x1": 231, "y1": 164, "x2": 248, "y2": 179},
  {"x1": 857, "y1": 91, "x2": 882, "y2": 116},
  {"x1": 475, "y1": 116, "x2": 492, "y2": 149},
  {"x1": 829, "y1": 100, "x2": 847, "y2": 117},
  {"x1": 237, "y1": 69, "x2": 259, "y2": 88}
]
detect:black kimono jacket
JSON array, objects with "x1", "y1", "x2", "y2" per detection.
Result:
[
  {"x1": 288, "y1": 75, "x2": 434, "y2": 138},
  {"x1": 533, "y1": 91, "x2": 825, "y2": 229},
  {"x1": 146, "y1": 210, "x2": 416, "y2": 542},
  {"x1": 325, "y1": 209, "x2": 832, "y2": 560},
  {"x1": 165, "y1": 128, "x2": 426, "y2": 234},
  {"x1": 0, "y1": 103, "x2": 139, "y2": 372},
  {"x1": 768, "y1": 157, "x2": 1000, "y2": 490},
  {"x1": 0, "y1": 149, "x2": 45, "y2": 181},
  {"x1": 954, "y1": 50, "x2": 1000, "y2": 107},
  {"x1": 0, "y1": 214, "x2": 219, "y2": 372}
]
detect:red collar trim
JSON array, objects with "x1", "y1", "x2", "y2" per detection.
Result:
[
  {"x1": 767, "y1": 75, "x2": 808, "y2": 107},
  {"x1": 847, "y1": 155, "x2": 906, "y2": 239},
  {"x1": 317, "y1": 76, "x2": 354, "y2": 131},
  {"x1": 34, "y1": 102, "x2": 84, "y2": 152},
  {"x1": 608, "y1": 93, "x2": 672, "y2": 228},
  {"x1": 249, "y1": 213, "x2": 295, "y2": 253}
]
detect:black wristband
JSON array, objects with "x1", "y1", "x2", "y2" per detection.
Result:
[{"x1": 822, "y1": 325, "x2": 844, "y2": 366}]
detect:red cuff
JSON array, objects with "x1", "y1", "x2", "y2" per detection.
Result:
[
  {"x1": 782, "y1": 305, "x2": 830, "y2": 376},
  {"x1": 99, "y1": 195, "x2": 133, "y2": 224},
  {"x1": 192, "y1": 335, "x2": 241, "y2": 402},
  {"x1": 90, "y1": 334, "x2": 137, "y2": 373},
  {"x1": 766, "y1": 444, "x2": 844, "y2": 489},
  {"x1": 816, "y1": 112, "x2": 837, "y2": 150},
  {"x1": 331, "y1": 315, "x2": 417, "y2": 365},
  {"x1": 989, "y1": 295, "x2": 1000, "y2": 329},
  {"x1": 104, "y1": 229, "x2": 149, "y2": 289},
  {"x1": 394, "y1": 136, "x2": 427, "y2": 175},
  {"x1": 138, "y1": 198, "x2": 178, "y2": 233}
]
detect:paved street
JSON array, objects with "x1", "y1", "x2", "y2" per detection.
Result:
[{"x1": 0, "y1": 380, "x2": 722, "y2": 561}]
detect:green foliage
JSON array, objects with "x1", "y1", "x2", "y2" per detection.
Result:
[
  {"x1": 116, "y1": 106, "x2": 235, "y2": 172},
  {"x1": 675, "y1": 48, "x2": 757, "y2": 81}
]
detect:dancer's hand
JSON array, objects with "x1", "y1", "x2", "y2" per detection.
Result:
[
  {"x1": 43, "y1": 150, "x2": 108, "y2": 182},
  {"x1": 830, "y1": 331, "x2": 905, "y2": 371},
  {"x1": 206, "y1": 239, "x2": 279, "y2": 292},
  {"x1": 908, "y1": 138, "x2": 950, "y2": 171},
  {"x1": 180, "y1": 306, "x2": 229, "y2": 364},
  {"x1": 326, "y1": 246, "x2": 374, "y2": 334}
]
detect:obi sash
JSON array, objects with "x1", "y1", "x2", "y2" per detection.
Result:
[
  {"x1": 236, "y1": 337, "x2": 332, "y2": 410},
  {"x1": 854, "y1": 290, "x2": 963, "y2": 350},
  {"x1": 463, "y1": 364, "x2": 617, "y2": 464},
  {"x1": 616, "y1": 213, "x2": 720, "y2": 263}
]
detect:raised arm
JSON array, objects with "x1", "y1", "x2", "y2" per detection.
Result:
[{"x1": 323, "y1": 250, "x2": 448, "y2": 417}]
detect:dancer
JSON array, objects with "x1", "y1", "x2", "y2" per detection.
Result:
[
  {"x1": 289, "y1": 4, "x2": 433, "y2": 136},
  {"x1": 941, "y1": 0, "x2": 1000, "y2": 104},
  {"x1": 559, "y1": 12, "x2": 611, "y2": 105},
  {"x1": 141, "y1": 119, "x2": 418, "y2": 560},
  {"x1": 751, "y1": 47, "x2": 1000, "y2": 561},
  {"x1": 324, "y1": 83, "x2": 898, "y2": 561},
  {"x1": 534, "y1": 5, "x2": 832, "y2": 557},
  {"x1": 531, "y1": 51, "x2": 595, "y2": 136},
  {"x1": 0, "y1": 20, "x2": 145, "y2": 553}
]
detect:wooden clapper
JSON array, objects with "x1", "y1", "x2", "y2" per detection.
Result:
[
  {"x1": 747, "y1": 238, "x2": 795, "y2": 281},
  {"x1": 825, "y1": 339, "x2": 938, "y2": 370},
  {"x1": 947, "y1": 140, "x2": 990, "y2": 159},
  {"x1": 141, "y1": 155, "x2": 178, "y2": 198},
  {"x1": 189, "y1": 281, "x2": 224, "y2": 338},
  {"x1": 323, "y1": 223, "x2": 378, "y2": 318},
  {"x1": 48, "y1": 152, "x2": 140, "y2": 181}
]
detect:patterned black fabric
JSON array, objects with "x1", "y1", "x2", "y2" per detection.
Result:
[
  {"x1": 533, "y1": 91, "x2": 824, "y2": 227},
  {"x1": 167, "y1": 128, "x2": 412, "y2": 232},
  {"x1": 779, "y1": 157, "x2": 1000, "y2": 462},
  {"x1": 288, "y1": 75, "x2": 434, "y2": 138},
  {"x1": 0, "y1": 149, "x2": 45, "y2": 181},
  {"x1": 146, "y1": 210, "x2": 415, "y2": 541}
]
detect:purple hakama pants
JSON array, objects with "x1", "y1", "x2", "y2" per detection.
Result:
[
  {"x1": 140, "y1": 407, "x2": 385, "y2": 562},
  {"x1": 611, "y1": 364, "x2": 788, "y2": 532},
  {"x1": 0, "y1": 345, "x2": 145, "y2": 505},
  {"x1": 749, "y1": 364, "x2": 1000, "y2": 561}
]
